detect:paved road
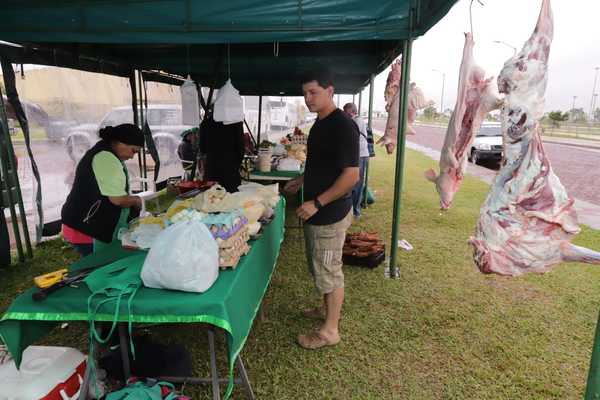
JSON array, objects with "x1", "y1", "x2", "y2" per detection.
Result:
[{"x1": 372, "y1": 119, "x2": 600, "y2": 207}]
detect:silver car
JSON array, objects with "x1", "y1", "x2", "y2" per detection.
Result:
[
  {"x1": 468, "y1": 122, "x2": 503, "y2": 165},
  {"x1": 65, "y1": 104, "x2": 195, "y2": 165}
]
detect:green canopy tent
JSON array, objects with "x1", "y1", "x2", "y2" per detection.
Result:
[
  {"x1": 0, "y1": 2, "x2": 518, "y2": 397},
  {"x1": 0, "y1": 0, "x2": 460, "y2": 274}
]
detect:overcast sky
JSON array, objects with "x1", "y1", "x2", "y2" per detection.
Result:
[
  {"x1": 9, "y1": 0, "x2": 600, "y2": 117},
  {"x1": 346, "y1": 0, "x2": 600, "y2": 115}
]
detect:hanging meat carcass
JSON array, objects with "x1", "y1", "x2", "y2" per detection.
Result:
[
  {"x1": 378, "y1": 59, "x2": 430, "y2": 154},
  {"x1": 425, "y1": 32, "x2": 502, "y2": 209},
  {"x1": 469, "y1": 0, "x2": 600, "y2": 276}
]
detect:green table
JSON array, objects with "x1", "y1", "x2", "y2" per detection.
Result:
[
  {"x1": 248, "y1": 170, "x2": 302, "y2": 181},
  {"x1": 0, "y1": 197, "x2": 286, "y2": 399}
]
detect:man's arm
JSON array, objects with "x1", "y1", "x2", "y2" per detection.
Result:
[{"x1": 296, "y1": 167, "x2": 359, "y2": 221}]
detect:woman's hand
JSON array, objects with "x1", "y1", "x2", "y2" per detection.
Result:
[{"x1": 108, "y1": 195, "x2": 142, "y2": 208}]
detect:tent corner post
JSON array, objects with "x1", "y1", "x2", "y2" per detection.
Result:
[
  {"x1": 257, "y1": 95, "x2": 262, "y2": 152},
  {"x1": 129, "y1": 71, "x2": 143, "y2": 186},
  {"x1": 358, "y1": 90, "x2": 363, "y2": 116},
  {"x1": 0, "y1": 89, "x2": 24, "y2": 262},
  {"x1": 137, "y1": 70, "x2": 148, "y2": 189},
  {"x1": 363, "y1": 75, "x2": 375, "y2": 209},
  {"x1": 585, "y1": 310, "x2": 600, "y2": 399},
  {"x1": 388, "y1": 38, "x2": 413, "y2": 279}
]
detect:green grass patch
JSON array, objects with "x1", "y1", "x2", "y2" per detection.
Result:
[
  {"x1": 11, "y1": 126, "x2": 48, "y2": 142},
  {"x1": 1, "y1": 147, "x2": 599, "y2": 399}
]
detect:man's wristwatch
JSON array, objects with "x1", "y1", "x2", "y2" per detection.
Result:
[{"x1": 314, "y1": 197, "x2": 323, "y2": 210}]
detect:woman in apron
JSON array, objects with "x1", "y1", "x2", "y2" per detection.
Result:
[{"x1": 61, "y1": 123, "x2": 144, "y2": 256}]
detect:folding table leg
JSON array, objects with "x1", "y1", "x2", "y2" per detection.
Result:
[
  {"x1": 78, "y1": 359, "x2": 92, "y2": 400},
  {"x1": 118, "y1": 323, "x2": 132, "y2": 382},
  {"x1": 236, "y1": 356, "x2": 256, "y2": 400},
  {"x1": 79, "y1": 324, "x2": 102, "y2": 400},
  {"x1": 207, "y1": 328, "x2": 221, "y2": 400}
]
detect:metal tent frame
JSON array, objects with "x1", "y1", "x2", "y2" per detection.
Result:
[{"x1": 0, "y1": 0, "x2": 481, "y2": 397}]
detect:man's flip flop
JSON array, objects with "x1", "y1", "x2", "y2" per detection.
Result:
[
  {"x1": 297, "y1": 330, "x2": 340, "y2": 350},
  {"x1": 302, "y1": 306, "x2": 326, "y2": 320}
]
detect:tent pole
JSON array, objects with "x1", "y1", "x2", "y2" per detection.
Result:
[
  {"x1": 0, "y1": 91, "x2": 24, "y2": 261},
  {"x1": 358, "y1": 90, "x2": 363, "y2": 116},
  {"x1": 585, "y1": 310, "x2": 600, "y2": 399},
  {"x1": 367, "y1": 78, "x2": 374, "y2": 131},
  {"x1": 137, "y1": 70, "x2": 148, "y2": 190},
  {"x1": 1, "y1": 60, "x2": 34, "y2": 254},
  {"x1": 388, "y1": 38, "x2": 413, "y2": 278},
  {"x1": 257, "y1": 96, "x2": 262, "y2": 152},
  {"x1": 362, "y1": 75, "x2": 374, "y2": 209},
  {"x1": 129, "y1": 71, "x2": 143, "y2": 187}
]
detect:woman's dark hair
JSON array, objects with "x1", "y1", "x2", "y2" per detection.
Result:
[{"x1": 99, "y1": 123, "x2": 144, "y2": 147}]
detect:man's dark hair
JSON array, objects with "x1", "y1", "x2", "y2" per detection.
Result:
[{"x1": 300, "y1": 67, "x2": 334, "y2": 89}]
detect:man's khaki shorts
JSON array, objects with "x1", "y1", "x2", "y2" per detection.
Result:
[{"x1": 303, "y1": 211, "x2": 353, "y2": 295}]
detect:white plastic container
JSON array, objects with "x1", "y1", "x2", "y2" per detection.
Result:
[{"x1": 0, "y1": 346, "x2": 86, "y2": 400}]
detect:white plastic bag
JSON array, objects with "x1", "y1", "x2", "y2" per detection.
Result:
[
  {"x1": 277, "y1": 157, "x2": 301, "y2": 172},
  {"x1": 141, "y1": 219, "x2": 219, "y2": 293},
  {"x1": 213, "y1": 79, "x2": 244, "y2": 125},
  {"x1": 180, "y1": 76, "x2": 200, "y2": 125}
]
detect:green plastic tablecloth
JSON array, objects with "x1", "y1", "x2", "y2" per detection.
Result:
[
  {"x1": 0, "y1": 197, "x2": 285, "y2": 399},
  {"x1": 249, "y1": 170, "x2": 302, "y2": 179}
]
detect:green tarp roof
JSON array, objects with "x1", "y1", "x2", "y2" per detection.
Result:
[{"x1": 0, "y1": 0, "x2": 458, "y2": 94}]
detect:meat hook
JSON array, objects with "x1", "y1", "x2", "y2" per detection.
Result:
[{"x1": 469, "y1": 0, "x2": 484, "y2": 37}]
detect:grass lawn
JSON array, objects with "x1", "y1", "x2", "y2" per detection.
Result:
[
  {"x1": 11, "y1": 126, "x2": 48, "y2": 142},
  {"x1": 1, "y1": 146, "x2": 599, "y2": 399}
]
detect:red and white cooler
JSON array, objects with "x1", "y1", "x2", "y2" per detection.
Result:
[{"x1": 0, "y1": 346, "x2": 86, "y2": 400}]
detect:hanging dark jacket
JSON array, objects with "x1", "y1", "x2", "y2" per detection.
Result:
[
  {"x1": 199, "y1": 113, "x2": 245, "y2": 192},
  {"x1": 61, "y1": 140, "x2": 137, "y2": 243}
]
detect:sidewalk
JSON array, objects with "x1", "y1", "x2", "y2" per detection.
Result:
[
  {"x1": 541, "y1": 135, "x2": 600, "y2": 150},
  {"x1": 412, "y1": 122, "x2": 600, "y2": 150}
]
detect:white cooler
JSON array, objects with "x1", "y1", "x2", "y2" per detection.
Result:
[{"x1": 0, "y1": 346, "x2": 86, "y2": 400}]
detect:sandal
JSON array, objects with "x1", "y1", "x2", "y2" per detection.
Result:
[
  {"x1": 297, "y1": 330, "x2": 340, "y2": 350},
  {"x1": 302, "y1": 306, "x2": 326, "y2": 320}
]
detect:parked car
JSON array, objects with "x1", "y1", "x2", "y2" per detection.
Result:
[
  {"x1": 45, "y1": 118, "x2": 78, "y2": 141},
  {"x1": 468, "y1": 122, "x2": 503, "y2": 164},
  {"x1": 65, "y1": 104, "x2": 195, "y2": 165}
]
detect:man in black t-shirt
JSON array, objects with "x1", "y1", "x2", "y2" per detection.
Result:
[{"x1": 284, "y1": 68, "x2": 359, "y2": 350}]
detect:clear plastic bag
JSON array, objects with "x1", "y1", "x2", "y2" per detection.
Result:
[
  {"x1": 213, "y1": 79, "x2": 244, "y2": 124},
  {"x1": 141, "y1": 219, "x2": 219, "y2": 293},
  {"x1": 180, "y1": 76, "x2": 200, "y2": 125}
]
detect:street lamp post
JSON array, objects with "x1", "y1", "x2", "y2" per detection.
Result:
[
  {"x1": 572, "y1": 96, "x2": 578, "y2": 136},
  {"x1": 589, "y1": 67, "x2": 599, "y2": 120},
  {"x1": 432, "y1": 69, "x2": 445, "y2": 115},
  {"x1": 493, "y1": 40, "x2": 517, "y2": 56}
]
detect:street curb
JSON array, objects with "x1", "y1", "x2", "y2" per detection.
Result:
[
  {"x1": 413, "y1": 122, "x2": 600, "y2": 151},
  {"x1": 542, "y1": 139, "x2": 600, "y2": 151}
]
